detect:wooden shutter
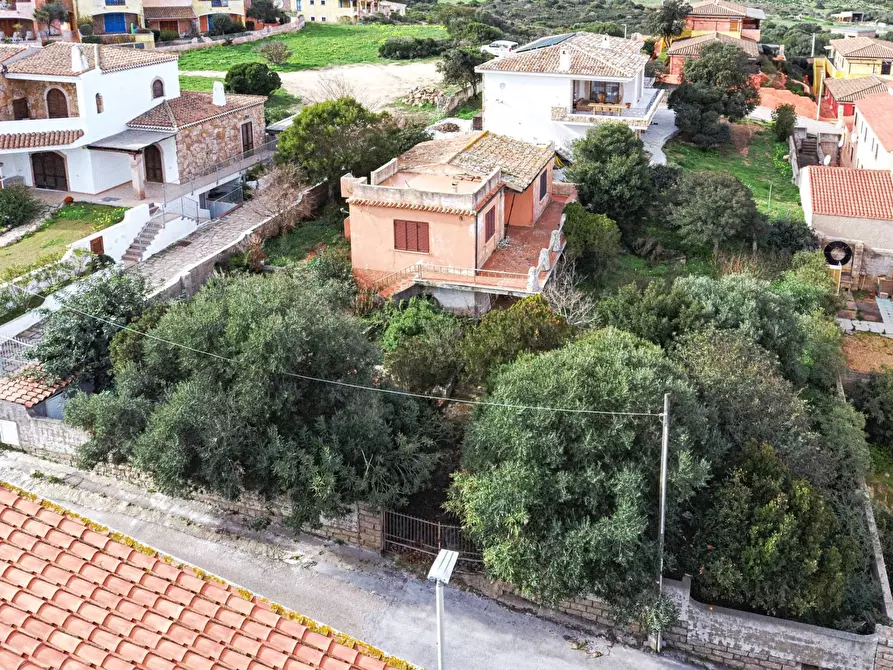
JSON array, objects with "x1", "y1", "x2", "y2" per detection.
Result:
[
  {"x1": 417, "y1": 222, "x2": 429, "y2": 252},
  {"x1": 485, "y1": 208, "x2": 495, "y2": 240},
  {"x1": 47, "y1": 89, "x2": 68, "y2": 119},
  {"x1": 394, "y1": 220, "x2": 407, "y2": 250}
]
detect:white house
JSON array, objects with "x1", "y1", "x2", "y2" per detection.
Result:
[
  {"x1": 477, "y1": 32, "x2": 662, "y2": 155},
  {"x1": 846, "y1": 90, "x2": 893, "y2": 171},
  {"x1": 0, "y1": 42, "x2": 267, "y2": 206}
]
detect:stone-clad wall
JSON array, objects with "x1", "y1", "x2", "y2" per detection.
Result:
[
  {"x1": 0, "y1": 81, "x2": 79, "y2": 121},
  {"x1": 175, "y1": 104, "x2": 265, "y2": 180},
  {"x1": 0, "y1": 401, "x2": 87, "y2": 458}
]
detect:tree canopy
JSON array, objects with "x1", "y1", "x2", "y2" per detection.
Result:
[
  {"x1": 224, "y1": 62, "x2": 281, "y2": 96},
  {"x1": 437, "y1": 48, "x2": 489, "y2": 96},
  {"x1": 646, "y1": 0, "x2": 691, "y2": 44}
]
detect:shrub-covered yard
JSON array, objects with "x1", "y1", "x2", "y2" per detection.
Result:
[
  {"x1": 176, "y1": 23, "x2": 449, "y2": 72},
  {"x1": 664, "y1": 124, "x2": 802, "y2": 218},
  {"x1": 0, "y1": 202, "x2": 126, "y2": 279},
  {"x1": 263, "y1": 216, "x2": 346, "y2": 266}
]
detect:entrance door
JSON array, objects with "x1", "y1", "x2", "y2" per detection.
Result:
[
  {"x1": 144, "y1": 144, "x2": 164, "y2": 183},
  {"x1": 241, "y1": 122, "x2": 254, "y2": 153},
  {"x1": 103, "y1": 12, "x2": 126, "y2": 33},
  {"x1": 159, "y1": 20, "x2": 179, "y2": 33},
  {"x1": 32, "y1": 153, "x2": 68, "y2": 191}
]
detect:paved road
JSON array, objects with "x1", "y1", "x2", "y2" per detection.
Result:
[
  {"x1": 181, "y1": 61, "x2": 441, "y2": 111},
  {"x1": 0, "y1": 451, "x2": 695, "y2": 670}
]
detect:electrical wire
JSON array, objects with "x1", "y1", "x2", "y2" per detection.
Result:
[{"x1": 8, "y1": 283, "x2": 664, "y2": 418}]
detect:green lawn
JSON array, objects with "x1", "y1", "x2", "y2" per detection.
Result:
[
  {"x1": 264, "y1": 218, "x2": 346, "y2": 266},
  {"x1": 0, "y1": 202, "x2": 127, "y2": 279},
  {"x1": 664, "y1": 125, "x2": 802, "y2": 218},
  {"x1": 177, "y1": 22, "x2": 448, "y2": 72},
  {"x1": 179, "y1": 76, "x2": 301, "y2": 122}
]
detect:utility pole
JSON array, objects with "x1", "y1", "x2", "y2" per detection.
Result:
[
  {"x1": 811, "y1": 32, "x2": 816, "y2": 57},
  {"x1": 654, "y1": 393, "x2": 670, "y2": 653}
]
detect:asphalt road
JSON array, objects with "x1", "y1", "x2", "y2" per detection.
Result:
[{"x1": 0, "y1": 451, "x2": 695, "y2": 670}]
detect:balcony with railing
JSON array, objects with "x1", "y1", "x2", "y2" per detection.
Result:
[
  {"x1": 552, "y1": 87, "x2": 664, "y2": 130},
  {"x1": 0, "y1": 116, "x2": 84, "y2": 138}
]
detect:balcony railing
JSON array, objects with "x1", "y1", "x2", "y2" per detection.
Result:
[
  {"x1": 0, "y1": 116, "x2": 83, "y2": 136},
  {"x1": 553, "y1": 89, "x2": 664, "y2": 130}
]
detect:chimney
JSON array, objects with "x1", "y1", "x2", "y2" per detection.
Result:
[
  {"x1": 558, "y1": 48, "x2": 571, "y2": 72},
  {"x1": 602, "y1": 34, "x2": 611, "y2": 47},
  {"x1": 212, "y1": 81, "x2": 227, "y2": 107},
  {"x1": 71, "y1": 45, "x2": 86, "y2": 74}
]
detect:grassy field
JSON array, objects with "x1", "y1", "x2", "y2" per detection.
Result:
[
  {"x1": 0, "y1": 202, "x2": 126, "y2": 277},
  {"x1": 177, "y1": 22, "x2": 448, "y2": 72},
  {"x1": 264, "y1": 218, "x2": 345, "y2": 266},
  {"x1": 179, "y1": 76, "x2": 301, "y2": 122},
  {"x1": 664, "y1": 125, "x2": 802, "y2": 218}
]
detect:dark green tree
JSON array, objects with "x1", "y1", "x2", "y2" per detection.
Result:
[
  {"x1": 449, "y1": 328, "x2": 711, "y2": 608},
  {"x1": 29, "y1": 269, "x2": 147, "y2": 391},
  {"x1": 247, "y1": 0, "x2": 287, "y2": 23},
  {"x1": 772, "y1": 103, "x2": 797, "y2": 142},
  {"x1": 458, "y1": 21, "x2": 503, "y2": 43},
  {"x1": 576, "y1": 21, "x2": 625, "y2": 37},
  {"x1": 850, "y1": 370, "x2": 893, "y2": 453},
  {"x1": 561, "y1": 202, "x2": 621, "y2": 276},
  {"x1": 667, "y1": 84, "x2": 731, "y2": 147},
  {"x1": 566, "y1": 123, "x2": 655, "y2": 239},
  {"x1": 437, "y1": 48, "x2": 489, "y2": 96},
  {"x1": 646, "y1": 0, "x2": 691, "y2": 45},
  {"x1": 224, "y1": 62, "x2": 281, "y2": 96},
  {"x1": 668, "y1": 171, "x2": 761, "y2": 253}
]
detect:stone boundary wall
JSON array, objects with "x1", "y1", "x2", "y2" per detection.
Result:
[{"x1": 155, "y1": 17, "x2": 305, "y2": 52}]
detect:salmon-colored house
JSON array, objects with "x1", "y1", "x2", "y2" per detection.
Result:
[
  {"x1": 342, "y1": 131, "x2": 571, "y2": 315},
  {"x1": 683, "y1": 0, "x2": 764, "y2": 42}
]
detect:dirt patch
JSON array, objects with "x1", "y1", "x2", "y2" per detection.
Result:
[
  {"x1": 843, "y1": 333, "x2": 893, "y2": 373},
  {"x1": 730, "y1": 123, "x2": 758, "y2": 156}
]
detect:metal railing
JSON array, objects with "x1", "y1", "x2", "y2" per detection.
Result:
[
  {"x1": 375, "y1": 263, "x2": 530, "y2": 293},
  {"x1": 383, "y1": 510, "x2": 482, "y2": 570},
  {"x1": 161, "y1": 139, "x2": 277, "y2": 206},
  {"x1": 0, "y1": 336, "x2": 33, "y2": 375}
]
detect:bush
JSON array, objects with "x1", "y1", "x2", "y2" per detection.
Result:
[
  {"x1": 81, "y1": 35, "x2": 101, "y2": 43},
  {"x1": 77, "y1": 21, "x2": 93, "y2": 36},
  {"x1": 224, "y1": 62, "x2": 281, "y2": 96},
  {"x1": 256, "y1": 40, "x2": 292, "y2": 64},
  {"x1": 460, "y1": 295, "x2": 574, "y2": 384},
  {"x1": 850, "y1": 370, "x2": 893, "y2": 453},
  {"x1": 0, "y1": 186, "x2": 42, "y2": 230},
  {"x1": 211, "y1": 13, "x2": 233, "y2": 34},
  {"x1": 378, "y1": 36, "x2": 451, "y2": 59},
  {"x1": 772, "y1": 103, "x2": 797, "y2": 142},
  {"x1": 456, "y1": 21, "x2": 502, "y2": 43},
  {"x1": 158, "y1": 29, "x2": 179, "y2": 42},
  {"x1": 561, "y1": 202, "x2": 621, "y2": 278}
]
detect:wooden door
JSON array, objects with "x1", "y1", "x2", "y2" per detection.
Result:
[
  {"x1": 46, "y1": 89, "x2": 68, "y2": 119},
  {"x1": 32, "y1": 153, "x2": 68, "y2": 191},
  {"x1": 144, "y1": 144, "x2": 164, "y2": 183},
  {"x1": 241, "y1": 122, "x2": 254, "y2": 153}
]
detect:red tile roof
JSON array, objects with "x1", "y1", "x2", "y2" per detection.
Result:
[
  {"x1": 5, "y1": 42, "x2": 177, "y2": 77},
  {"x1": 0, "y1": 367, "x2": 70, "y2": 408},
  {"x1": 0, "y1": 130, "x2": 84, "y2": 151},
  {"x1": 143, "y1": 5, "x2": 197, "y2": 19},
  {"x1": 127, "y1": 91, "x2": 265, "y2": 131},
  {"x1": 854, "y1": 91, "x2": 893, "y2": 152},
  {"x1": 0, "y1": 482, "x2": 412, "y2": 670},
  {"x1": 807, "y1": 167, "x2": 893, "y2": 221},
  {"x1": 689, "y1": 0, "x2": 748, "y2": 17}
]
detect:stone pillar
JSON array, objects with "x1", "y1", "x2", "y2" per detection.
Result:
[
  {"x1": 550, "y1": 229, "x2": 561, "y2": 252},
  {"x1": 527, "y1": 266, "x2": 540, "y2": 292},
  {"x1": 537, "y1": 248, "x2": 551, "y2": 271},
  {"x1": 129, "y1": 152, "x2": 146, "y2": 201}
]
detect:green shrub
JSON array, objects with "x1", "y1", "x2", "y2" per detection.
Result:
[
  {"x1": 378, "y1": 36, "x2": 452, "y2": 59},
  {"x1": 224, "y1": 62, "x2": 281, "y2": 95},
  {"x1": 158, "y1": 29, "x2": 179, "y2": 42},
  {"x1": 772, "y1": 103, "x2": 797, "y2": 142},
  {"x1": 0, "y1": 186, "x2": 42, "y2": 230},
  {"x1": 561, "y1": 202, "x2": 621, "y2": 277}
]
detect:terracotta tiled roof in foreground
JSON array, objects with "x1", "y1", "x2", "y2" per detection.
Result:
[
  {"x1": 667, "y1": 32, "x2": 760, "y2": 58},
  {"x1": 143, "y1": 5, "x2": 197, "y2": 19},
  {"x1": 829, "y1": 36, "x2": 893, "y2": 59},
  {"x1": 0, "y1": 45, "x2": 27, "y2": 63},
  {"x1": 807, "y1": 167, "x2": 893, "y2": 221},
  {"x1": 0, "y1": 482, "x2": 413, "y2": 670},
  {"x1": 854, "y1": 91, "x2": 893, "y2": 152},
  {"x1": 128, "y1": 91, "x2": 266, "y2": 131},
  {"x1": 0, "y1": 367, "x2": 70, "y2": 409},
  {"x1": 823, "y1": 75, "x2": 891, "y2": 103},
  {"x1": 689, "y1": 0, "x2": 748, "y2": 15},
  {"x1": 477, "y1": 32, "x2": 648, "y2": 78},
  {"x1": 0, "y1": 130, "x2": 84, "y2": 151},
  {"x1": 5, "y1": 43, "x2": 177, "y2": 77}
]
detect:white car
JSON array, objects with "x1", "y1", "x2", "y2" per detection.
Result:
[{"x1": 480, "y1": 40, "x2": 519, "y2": 57}]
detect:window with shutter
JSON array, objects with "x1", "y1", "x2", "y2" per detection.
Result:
[
  {"x1": 539, "y1": 171, "x2": 548, "y2": 201},
  {"x1": 485, "y1": 207, "x2": 495, "y2": 240},
  {"x1": 394, "y1": 220, "x2": 429, "y2": 252}
]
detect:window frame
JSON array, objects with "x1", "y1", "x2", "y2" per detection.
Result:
[
  {"x1": 484, "y1": 206, "x2": 496, "y2": 241},
  {"x1": 394, "y1": 219, "x2": 430, "y2": 253},
  {"x1": 12, "y1": 97, "x2": 29, "y2": 120}
]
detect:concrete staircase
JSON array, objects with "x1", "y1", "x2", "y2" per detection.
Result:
[
  {"x1": 799, "y1": 137, "x2": 819, "y2": 166},
  {"x1": 121, "y1": 210, "x2": 165, "y2": 267}
]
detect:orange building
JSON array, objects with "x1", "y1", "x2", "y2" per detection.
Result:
[
  {"x1": 683, "y1": 0, "x2": 764, "y2": 42},
  {"x1": 665, "y1": 31, "x2": 760, "y2": 85},
  {"x1": 342, "y1": 131, "x2": 571, "y2": 315}
]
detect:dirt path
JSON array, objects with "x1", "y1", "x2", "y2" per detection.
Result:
[{"x1": 181, "y1": 61, "x2": 441, "y2": 111}]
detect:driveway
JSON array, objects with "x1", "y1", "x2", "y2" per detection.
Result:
[
  {"x1": 0, "y1": 451, "x2": 695, "y2": 670},
  {"x1": 641, "y1": 106, "x2": 679, "y2": 165},
  {"x1": 181, "y1": 61, "x2": 442, "y2": 111}
]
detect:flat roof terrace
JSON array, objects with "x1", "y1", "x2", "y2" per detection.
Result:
[{"x1": 379, "y1": 168, "x2": 483, "y2": 195}]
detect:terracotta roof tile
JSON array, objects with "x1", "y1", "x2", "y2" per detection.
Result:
[
  {"x1": 807, "y1": 167, "x2": 893, "y2": 220},
  {"x1": 6, "y1": 42, "x2": 177, "y2": 77},
  {"x1": 0, "y1": 45, "x2": 27, "y2": 63},
  {"x1": 0, "y1": 367, "x2": 71, "y2": 408},
  {"x1": 128, "y1": 91, "x2": 266, "y2": 131},
  {"x1": 477, "y1": 31, "x2": 648, "y2": 78},
  {"x1": 448, "y1": 132, "x2": 554, "y2": 191},
  {"x1": 830, "y1": 36, "x2": 893, "y2": 59},
  {"x1": 689, "y1": 0, "x2": 747, "y2": 16},
  {"x1": 0, "y1": 482, "x2": 418, "y2": 670},
  {"x1": 823, "y1": 75, "x2": 891, "y2": 102},
  {"x1": 854, "y1": 91, "x2": 893, "y2": 151},
  {"x1": 143, "y1": 4, "x2": 197, "y2": 19},
  {"x1": 667, "y1": 31, "x2": 760, "y2": 58}
]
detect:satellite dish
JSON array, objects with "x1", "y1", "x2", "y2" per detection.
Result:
[{"x1": 823, "y1": 154, "x2": 832, "y2": 166}]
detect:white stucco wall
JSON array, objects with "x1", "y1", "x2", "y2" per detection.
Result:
[
  {"x1": 852, "y1": 108, "x2": 893, "y2": 171},
  {"x1": 69, "y1": 204, "x2": 151, "y2": 262}
]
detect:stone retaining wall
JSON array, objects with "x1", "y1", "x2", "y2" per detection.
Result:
[{"x1": 155, "y1": 17, "x2": 304, "y2": 52}]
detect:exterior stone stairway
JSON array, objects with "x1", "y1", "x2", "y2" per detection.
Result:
[
  {"x1": 799, "y1": 137, "x2": 819, "y2": 166},
  {"x1": 121, "y1": 213, "x2": 165, "y2": 267}
]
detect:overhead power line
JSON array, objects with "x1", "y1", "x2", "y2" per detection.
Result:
[{"x1": 10, "y1": 283, "x2": 664, "y2": 418}]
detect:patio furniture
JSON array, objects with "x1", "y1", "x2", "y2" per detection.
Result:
[{"x1": 587, "y1": 102, "x2": 624, "y2": 116}]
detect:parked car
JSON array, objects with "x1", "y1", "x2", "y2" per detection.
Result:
[{"x1": 481, "y1": 40, "x2": 519, "y2": 57}]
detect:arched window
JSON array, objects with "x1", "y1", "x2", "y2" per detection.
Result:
[
  {"x1": 46, "y1": 88, "x2": 69, "y2": 119},
  {"x1": 151, "y1": 79, "x2": 165, "y2": 99},
  {"x1": 95, "y1": 93, "x2": 103, "y2": 114}
]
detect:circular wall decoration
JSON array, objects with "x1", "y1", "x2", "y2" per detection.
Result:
[{"x1": 823, "y1": 241, "x2": 852, "y2": 267}]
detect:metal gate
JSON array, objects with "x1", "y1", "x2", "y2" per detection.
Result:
[{"x1": 383, "y1": 510, "x2": 483, "y2": 569}]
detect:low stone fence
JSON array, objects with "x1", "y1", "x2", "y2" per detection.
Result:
[{"x1": 155, "y1": 17, "x2": 304, "y2": 52}]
